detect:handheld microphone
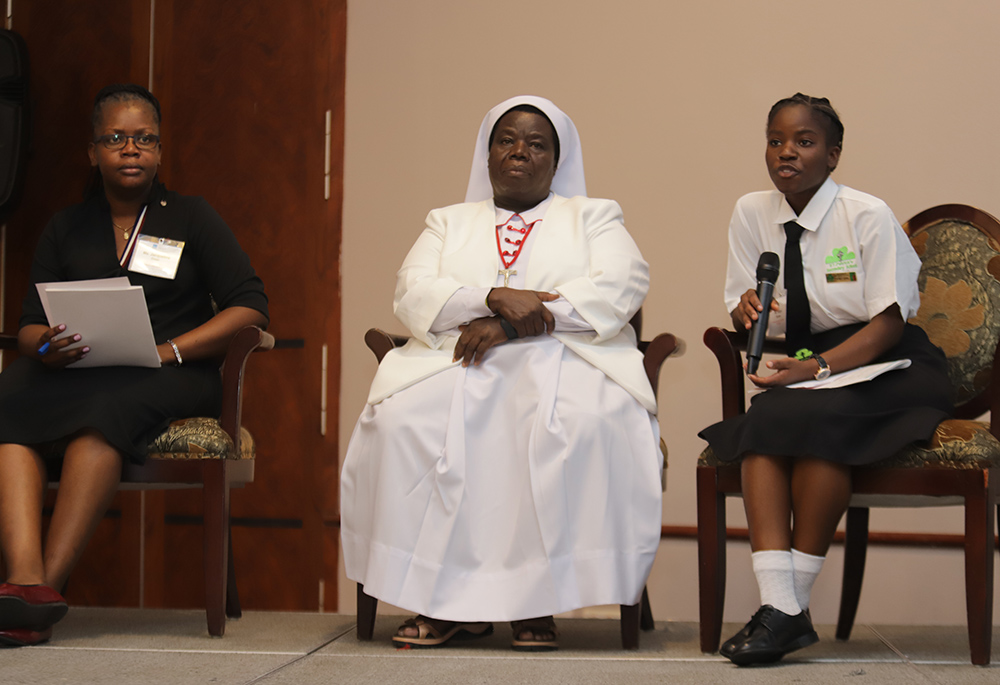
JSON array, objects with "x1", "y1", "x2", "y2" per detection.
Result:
[{"x1": 746, "y1": 252, "x2": 780, "y2": 375}]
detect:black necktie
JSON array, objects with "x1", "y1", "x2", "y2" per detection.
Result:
[{"x1": 783, "y1": 220, "x2": 812, "y2": 357}]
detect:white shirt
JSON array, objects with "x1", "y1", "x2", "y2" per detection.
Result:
[{"x1": 724, "y1": 176, "x2": 921, "y2": 336}]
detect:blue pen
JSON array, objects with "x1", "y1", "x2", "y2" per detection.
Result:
[{"x1": 37, "y1": 342, "x2": 50, "y2": 356}]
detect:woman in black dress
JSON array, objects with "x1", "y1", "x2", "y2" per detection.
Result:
[{"x1": 0, "y1": 84, "x2": 268, "y2": 647}]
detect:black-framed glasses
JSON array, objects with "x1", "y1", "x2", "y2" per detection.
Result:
[{"x1": 93, "y1": 133, "x2": 160, "y2": 151}]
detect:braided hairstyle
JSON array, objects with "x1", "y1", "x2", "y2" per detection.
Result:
[
  {"x1": 86, "y1": 84, "x2": 162, "y2": 197},
  {"x1": 767, "y1": 93, "x2": 844, "y2": 150},
  {"x1": 91, "y1": 83, "x2": 161, "y2": 132}
]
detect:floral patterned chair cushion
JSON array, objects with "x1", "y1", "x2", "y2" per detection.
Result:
[
  {"x1": 699, "y1": 217, "x2": 1000, "y2": 471},
  {"x1": 148, "y1": 416, "x2": 255, "y2": 461}
]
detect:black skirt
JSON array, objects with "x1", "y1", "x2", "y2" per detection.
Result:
[
  {"x1": 698, "y1": 324, "x2": 953, "y2": 466},
  {"x1": 0, "y1": 357, "x2": 222, "y2": 465}
]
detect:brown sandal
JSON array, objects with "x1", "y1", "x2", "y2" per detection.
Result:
[
  {"x1": 511, "y1": 616, "x2": 559, "y2": 651},
  {"x1": 391, "y1": 616, "x2": 494, "y2": 648}
]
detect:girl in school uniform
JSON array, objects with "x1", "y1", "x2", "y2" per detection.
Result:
[{"x1": 699, "y1": 93, "x2": 952, "y2": 666}]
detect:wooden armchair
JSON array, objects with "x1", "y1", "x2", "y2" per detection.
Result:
[
  {"x1": 357, "y1": 310, "x2": 680, "y2": 649},
  {"x1": 1, "y1": 324, "x2": 274, "y2": 637},
  {"x1": 697, "y1": 205, "x2": 1000, "y2": 665}
]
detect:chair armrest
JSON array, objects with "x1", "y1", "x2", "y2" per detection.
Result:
[
  {"x1": 704, "y1": 327, "x2": 746, "y2": 419},
  {"x1": 0, "y1": 334, "x2": 17, "y2": 351},
  {"x1": 640, "y1": 333, "x2": 680, "y2": 400},
  {"x1": 364, "y1": 328, "x2": 410, "y2": 364},
  {"x1": 718, "y1": 328, "x2": 786, "y2": 356},
  {"x1": 219, "y1": 326, "x2": 273, "y2": 446},
  {"x1": 703, "y1": 327, "x2": 789, "y2": 420}
]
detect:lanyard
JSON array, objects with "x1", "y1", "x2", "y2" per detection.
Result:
[{"x1": 119, "y1": 205, "x2": 149, "y2": 268}]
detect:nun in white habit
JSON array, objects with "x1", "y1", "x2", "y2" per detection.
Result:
[{"x1": 341, "y1": 95, "x2": 662, "y2": 650}]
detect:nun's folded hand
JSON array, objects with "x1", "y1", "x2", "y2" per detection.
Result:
[
  {"x1": 486, "y1": 287, "x2": 557, "y2": 338},
  {"x1": 454, "y1": 317, "x2": 509, "y2": 367}
]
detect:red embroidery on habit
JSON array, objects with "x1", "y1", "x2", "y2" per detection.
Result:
[{"x1": 496, "y1": 214, "x2": 541, "y2": 270}]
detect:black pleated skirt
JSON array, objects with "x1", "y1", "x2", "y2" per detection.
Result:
[
  {"x1": 0, "y1": 357, "x2": 222, "y2": 464},
  {"x1": 698, "y1": 324, "x2": 953, "y2": 466}
]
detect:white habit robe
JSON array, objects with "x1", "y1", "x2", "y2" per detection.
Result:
[{"x1": 341, "y1": 194, "x2": 662, "y2": 622}]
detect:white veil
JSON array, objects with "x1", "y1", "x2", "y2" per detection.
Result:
[{"x1": 464, "y1": 95, "x2": 587, "y2": 203}]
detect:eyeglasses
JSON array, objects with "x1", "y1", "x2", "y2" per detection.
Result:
[{"x1": 93, "y1": 133, "x2": 160, "y2": 151}]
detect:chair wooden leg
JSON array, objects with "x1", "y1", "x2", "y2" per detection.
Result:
[
  {"x1": 836, "y1": 506, "x2": 869, "y2": 641},
  {"x1": 225, "y1": 527, "x2": 242, "y2": 619},
  {"x1": 620, "y1": 602, "x2": 640, "y2": 650},
  {"x1": 357, "y1": 584, "x2": 378, "y2": 640},
  {"x1": 697, "y1": 466, "x2": 726, "y2": 654},
  {"x1": 639, "y1": 585, "x2": 654, "y2": 631},
  {"x1": 203, "y1": 460, "x2": 230, "y2": 637},
  {"x1": 963, "y1": 479, "x2": 996, "y2": 666}
]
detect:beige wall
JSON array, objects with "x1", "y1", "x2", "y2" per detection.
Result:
[{"x1": 340, "y1": 0, "x2": 1000, "y2": 624}]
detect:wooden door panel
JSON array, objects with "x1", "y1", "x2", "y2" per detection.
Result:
[
  {"x1": 4, "y1": 0, "x2": 148, "y2": 332},
  {"x1": 2, "y1": 1, "x2": 344, "y2": 613},
  {"x1": 161, "y1": 524, "x2": 318, "y2": 612},
  {"x1": 150, "y1": 0, "x2": 342, "y2": 611}
]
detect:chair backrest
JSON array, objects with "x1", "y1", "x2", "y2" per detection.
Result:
[
  {"x1": 629, "y1": 309, "x2": 642, "y2": 340},
  {"x1": 904, "y1": 205, "x2": 1000, "y2": 408}
]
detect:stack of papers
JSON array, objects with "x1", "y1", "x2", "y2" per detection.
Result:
[{"x1": 36, "y1": 277, "x2": 160, "y2": 368}]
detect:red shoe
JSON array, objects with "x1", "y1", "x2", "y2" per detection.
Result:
[
  {"x1": 0, "y1": 626, "x2": 53, "y2": 647},
  {"x1": 0, "y1": 583, "x2": 68, "y2": 631}
]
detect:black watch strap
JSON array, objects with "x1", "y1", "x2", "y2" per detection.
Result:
[{"x1": 498, "y1": 317, "x2": 518, "y2": 340}]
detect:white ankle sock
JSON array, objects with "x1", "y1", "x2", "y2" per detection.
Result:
[
  {"x1": 791, "y1": 548, "x2": 825, "y2": 611},
  {"x1": 752, "y1": 550, "x2": 801, "y2": 615}
]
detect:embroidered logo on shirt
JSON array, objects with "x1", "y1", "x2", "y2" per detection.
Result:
[{"x1": 824, "y1": 246, "x2": 858, "y2": 282}]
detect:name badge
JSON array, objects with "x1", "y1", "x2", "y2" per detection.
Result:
[
  {"x1": 824, "y1": 246, "x2": 858, "y2": 284},
  {"x1": 128, "y1": 235, "x2": 185, "y2": 280}
]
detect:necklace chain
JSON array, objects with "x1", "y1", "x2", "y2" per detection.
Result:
[{"x1": 112, "y1": 220, "x2": 131, "y2": 240}]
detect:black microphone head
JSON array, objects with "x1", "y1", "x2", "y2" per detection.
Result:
[{"x1": 756, "y1": 251, "x2": 780, "y2": 283}]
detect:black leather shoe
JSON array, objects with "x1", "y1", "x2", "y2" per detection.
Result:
[
  {"x1": 727, "y1": 605, "x2": 818, "y2": 666},
  {"x1": 720, "y1": 606, "x2": 768, "y2": 658},
  {"x1": 722, "y1": 607, "x2": 812, "y2": 657}
]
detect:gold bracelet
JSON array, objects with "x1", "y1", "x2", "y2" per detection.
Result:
[{"x1": 166, "y1": 339, "x2": 183, "y2": 365}]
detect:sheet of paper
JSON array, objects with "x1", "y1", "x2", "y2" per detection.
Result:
[
  {"x1": 787, "y1": 359, "x2": 912, "y2": 390},
  {"x1": 747, "y1": 359, "x2": 913, "y2": 397},
  {"x1": 36, "y1": 279, "x2": 160, "y2": 368},
  {"x1": 36, "y1": 277, "x2": 131, "y2": 323}
]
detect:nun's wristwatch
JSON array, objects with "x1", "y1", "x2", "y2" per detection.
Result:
[{"x1": 811, "y1": 354, "x2": 831, "y2": 380}]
